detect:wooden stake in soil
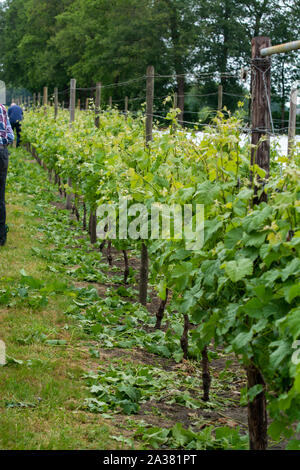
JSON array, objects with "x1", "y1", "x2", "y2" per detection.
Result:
[
  {"x1": 251, "y1": 36, "x2": 272, "y2": 203},
  {"x1": 201, "y1": 345, "x2": 211, "y2": 401},
  {"x1": 123, "y1": 250, "x2": 129, "y2": 284},
  {"x1": 172, "y1": 92, "x2": 178, "y2": 133},
  {"x1": 83, "y1": 203, "x2": 87, "y2": 231},
  {"x1": 139, "y1": 242, "x2": 149, "y2": 306},
  {"x1": 218, "y1": 84, "x2": 223, "y2": 111},
  {"x1": 139, "y1": 66, "x2": 154, "y2": 306},
  {"x1": 246, "y1": 36, "x2": 271, "y2": 451},
  {"x1": 66, "y1": 79, "x2": 76, "y2": 210},
  {"x1": 288, "y1": 83, "x2": 298, "y2": 157},
  {"x1": 43, "y1": 87, "x2": 48, "y2": 114},
  {"x1": 95, "y1": 82, "x2": 101, "y2": 129},
  {"x1": 173, "y1": 91, "x2": 178, "y2": 109},
  {"x1": 246, "y1": 363, "x2": 268, "y2": 450},
  {"x1": 89, "y1": 212, "x2": 97, "y2": 244},
  {"x1": 180, "y1": 314, "x2": 189, "y2": 359},
  {"x1": 54, "y1": 87, "x2": 58, "y2": 120},
  {"x1": 145, "y1": 66, "x2": 154, "y2": 143},
  {"x1": 177, "y1": 76, "x2": 185, "y2": 125},
  {"x1": 88, "y1": 82, "x2": 102, "y2": 244},
  {"x1": 69, "y1": 79, "x2": 76, "y2": 123},
  {"x1": 155, "y1": 288, "x2": 169, "y2": 329},
  {"x1": 107, "y1": 241, "x2": 113, "y2": 266}
]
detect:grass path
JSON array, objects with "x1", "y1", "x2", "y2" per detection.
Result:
[{"x1": 0, "y1": 149, "x2": 126, "y2": 450}]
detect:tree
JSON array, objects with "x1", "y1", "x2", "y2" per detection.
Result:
[
  {"x1": 53, "y1": 0, "x2": 170, "y2": 100},
  {"x1": 153, "y1": 0, "x2": 203, "y2": 123}
]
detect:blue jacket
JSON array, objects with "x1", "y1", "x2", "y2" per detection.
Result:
[{"x1": 8, "y1": 105, "x2": 23, "y2": 124}]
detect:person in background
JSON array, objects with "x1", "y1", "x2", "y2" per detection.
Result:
[
  {"x1": 0, "y1": 104, "x2": 14, "y2": 246},
  {"x1": 8, "y1": 102, "x2": 23, "y2": 148}
]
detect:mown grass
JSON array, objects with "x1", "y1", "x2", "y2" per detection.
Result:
[{"x1": 0, "y1": 149, "x2": 130, "y2": 450}]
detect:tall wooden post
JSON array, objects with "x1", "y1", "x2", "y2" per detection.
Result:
[
  {"x1": 145, "y1": 65, "x2": 154, "y2": 143},
  {"x1": 33, "y1": 93, "x2": 36, "y2": 108},
  {"x1": 247, "y1": 36, "x2": 271, "y2": 452},
  {"x1": 139, "y1": 66, "x2": 154, "y2": 306},
  {"x1": 177, "y1": 76, "x2": 185, "y2": 125},
  {"x1": 85, "y1": 98, "x2": 89, "y2": 110},
  {"x1": 69, "y1": 79, "x2": 76, "y2": 123},
  {"x1": 109, "y1": 96, "x2": 112, "y2": 108},
  {"x1": 173, "y1": 92, "x2": 178, "y2": 133},
  {"x1": 173, "y1": 92, "x2": 178, "y2": 109},
  {"x1": 288, "y1": 84, "x2": 298, "y2": 157},
  {"x1": 218, "y1": 84, "x2": 223, "y2": 111},
  {"x1": 89, "y1": 82, "x2": 102, "y2": 244},
  {"x1": 251, "y1": 36, "x2": 271, "y2": 199},
  {"x1": 43, "y1": 86, "x2": 48, "y2": 112},
  {"x1": 38, "y1": 92, "x2": 41, "y2": 107},
  {"x1": 95, "y1": 82, "x2": 101, "y2": 129},
  {"x1": 54, "y1": 87, "x2": 58, "y2": 120},
  {"x1": 66, "y1": 79, "x2": 76, "y2": 210},
  {"x1": 125, "y1": 96, "x2": 129, "y2": 118}
]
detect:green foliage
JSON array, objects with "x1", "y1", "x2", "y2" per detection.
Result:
[
  {"x1": 21, "y1": 104, "x2": 300, "y2": 449},
  {"x1": 137, "y1": 422, "x2": 248, "y2": 450}
]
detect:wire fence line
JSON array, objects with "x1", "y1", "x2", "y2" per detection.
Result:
[{"x1": 12, "y1": 65, "x2": 299, "y2": 139}]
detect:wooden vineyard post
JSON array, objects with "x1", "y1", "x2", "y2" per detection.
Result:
[
  {"x1": 177, "y1": 75, "x2": 185, "y2": 126},
  {"x1": 288, "y1": 83, "x2": 298, "y2": 157},
  {"x1": 33, "y1": 93, "x2": 36, "y2": 108},
  {"x1": 218, "y1": 84, "x2": 223, "y2": 111},
  {"x1": 246, "y1": 36, "x2": 271, "y2": 451},
  {"x1": 109, "y1": 96, "x2": 112, "y2": 108},
  {"x1": 43, "y1": 87, "x2": 48, "y2": 114},
  {"x1": 66, "y1": 78, "x2": 76, "y2": 210},
  {"x1": 139, "y1": 65, "x2": 154, "y2": 306},
  {"x1": 251, "y1": 36, "x2": 272, "y2": 204},
  {"x1": 69, "y1": 79, "x2": 76, "y2": 127},
  {"x1": 125, "y1": 96, "x2": 128, "y2": 118},
  {"x1": 85, "y1": 98, "x2": 89, "y2": 110},
  {"x1": 38, "y1": 92, "x2": 41, "y2": 107},
  {"x1": 89, "y1": 212, "x2": 97, "y2": 244},
  {"x1": 145, "y1": 66, "x2": 154, "y2": 142},
  {"x1": 173, "y1": 92, "x2": 178, "y2": 109},
  {"x1": 89, "y1": 82, "x2": 102, "y2": 244},
  {"x1": 172, "y1": 92, "x2": 178, "y2": 133},
  {"x1": 77, "y1": 98, "x2": 81, "y2": 110},
  {"x1": 95, "y1": 82, "x2": 101, "y2": 129},
  {"x1": 54, "y1": 87, "x2": 58, "y2": 120}
]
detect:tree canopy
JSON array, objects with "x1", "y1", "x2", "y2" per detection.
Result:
[{"x1": 0, "y1": 0, "x2": 299, "y2": 118}]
